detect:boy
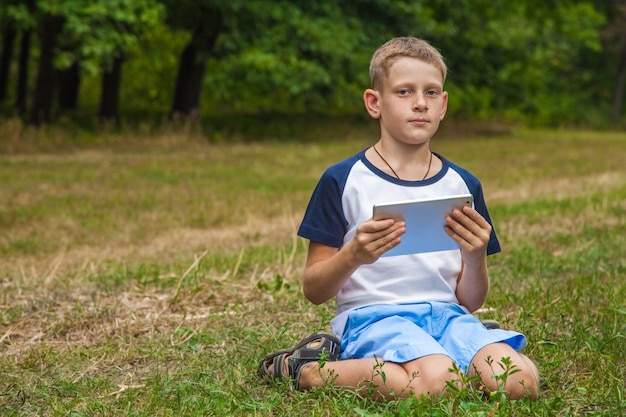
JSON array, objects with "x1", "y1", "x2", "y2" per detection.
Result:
[{"x1": 259, "y1": 37, "x2": 539, "y2": 400}]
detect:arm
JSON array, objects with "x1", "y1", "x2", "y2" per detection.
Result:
[
  {"x1": 444, "y1": 205, "x2": 492, "y2": 312},
  {"x1": 302, "y1": 218, "x2": 406, "y2": 305}
]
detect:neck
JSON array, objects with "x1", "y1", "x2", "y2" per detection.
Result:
[{"x1": 372, "y1": 142, "x2": 434, "y2": 181}]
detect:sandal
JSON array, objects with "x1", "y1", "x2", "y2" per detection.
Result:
[
  {"x1": 259, "y1": 333, "x2": 341, "y2": 389},
  {"x1": 481, "y1": 319, "x2": 501, "y2": 330}
]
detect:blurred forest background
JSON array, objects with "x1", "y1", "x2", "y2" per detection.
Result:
[{"x1": 0, "y1": 0, "x2": 625, "y2": 134}]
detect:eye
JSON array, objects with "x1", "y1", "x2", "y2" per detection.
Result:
[
  {"x1": 425, "y1": 89, "x2": 439, "y2": 97},
  {"x1": 398, "y1": 89, "x2": 412, "y2": 96}
]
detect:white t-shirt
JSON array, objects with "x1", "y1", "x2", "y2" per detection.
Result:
[{"x1": 297, "y1": 149, "x2": 501, "y2": 337}]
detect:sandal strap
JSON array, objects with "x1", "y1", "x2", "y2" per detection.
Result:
[
  {"x1": 292, "y1": 333, "x2": 341, "y2": 357},
  {"x1": 292, "y1": 335, "x2": 341, "y2": 361},
  {"x1": 258, "y1": 332, "x2": 341, "y2": 389},
  {"x1": 287, "y1": 354, "x2": 311, "y2": 390},
  {"x1": 258, "y1": 348, "x2": 292, "y2": 378},
  {"x1": 272, "y1": 353, "x2": 291, "y2": 379},
  {"x1": 287, "y1": 334, "x2": 340, "y2": 390}
]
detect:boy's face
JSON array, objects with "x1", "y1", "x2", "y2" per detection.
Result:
[{"x1": 367, "y1": 57, "x2": 448, "y2": 146}]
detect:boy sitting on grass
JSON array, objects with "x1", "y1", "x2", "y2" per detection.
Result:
[{"x1": 259, "y1": 37, "x2": 539, "y2": 400}]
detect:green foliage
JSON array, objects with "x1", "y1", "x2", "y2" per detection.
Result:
[
  {"x1": 47, "y1": 0, "x2": 165, "y2": 73},
  {"x1": 202, "y1": 1, "x2": 367, "y2": 114},
  {"x1": 0, "y1": 0, "x2": 164, "y2": 74},
  {"x1": 197, "y1": 0, "x2": 614, "y2": 124},
  {"x1": 426, "y1": 0, "x2": 606, "y2": 125},
  {"x1": 0, "y1": 0, "x2": 623, "y2": 126},
  {"x1": 117, "y1": 24, "x2": 188, "y2": 114},
  {"x1": 1, "y1": 0, "x2": 37, "y2": 29}
]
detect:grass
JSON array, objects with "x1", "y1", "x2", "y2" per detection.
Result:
[{"x1": 0, "y1": 125, "x2": 625, "y2": 416}]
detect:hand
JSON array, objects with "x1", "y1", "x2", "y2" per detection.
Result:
[
  {"x1": 444, "y1": 205, "x2": 491, "y2": 265},
  {"x1": 348, "y1": 217, "x2": 406, "y2": 264},
  {"x1": 301, "y1": 220, "x2": 404, "y2": 305}
]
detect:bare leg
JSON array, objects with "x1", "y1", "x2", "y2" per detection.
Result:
[
  {"x1": 296, "y1": 354, "x2": 460, "y2": 400},
  {"x1": 468, "y1": 342, "x2": 540, "y2": 400}
]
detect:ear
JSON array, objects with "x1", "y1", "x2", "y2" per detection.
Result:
[
  {"x1": 439, "y1": 91, "x2": 449, "y2": 120},
  {"x1": 363, "y1": 88, "x2": 381, "y2": 119}
]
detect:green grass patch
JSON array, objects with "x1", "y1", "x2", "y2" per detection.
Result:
[{"x1": 0, "y1": 128, "x2": 625, "y2": 416}]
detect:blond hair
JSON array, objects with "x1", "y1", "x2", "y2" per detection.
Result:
[{"x1": 369, "y1": 37, "x2": 447, "y2": 90}]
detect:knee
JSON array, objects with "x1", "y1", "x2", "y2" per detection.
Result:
[
  {"x1": 421, "y1": 367, "x2": 459, "y2": 395},
  {"x1": 471, "y1": 345, "x2": 540, "y2": 400},
  {"x1": 504, "y1": 366, "x2": 540, "y2": 400},
  {"x1": 480, "y1": 359, "x2": 539, "y2": 400},
  {"x1": 369, "y1": 360, "x2": 457, "y2": 399},
  {"x1": 407, "y1": 363, "x2": 460, "y2": 397}
]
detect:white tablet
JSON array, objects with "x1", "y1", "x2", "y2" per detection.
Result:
[{"x1": 373, "y1": 194, "x2": 474, "y2": 256}]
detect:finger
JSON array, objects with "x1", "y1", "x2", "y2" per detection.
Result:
[
  {"x1": 445, "y1": 215, "x2": 487, "y2": 249},
  {"x1": 361, "y1": 217, "x2": 398, "y2": 233},
  {"x1": 448, "y1": 207, "x2": 491, "y2": 238},
  {"x1": 355, "y1": 220, "x2": 405, "y2": 258},
  {"x1": 369, "y1": 224, "x2": 405, "y2": 256},
  {"x1": 455, "y1": 206, "x2": 491, "y2": 230},
  {"x1": 444, "y1": 219, "x2": 475, "y2": 247}
]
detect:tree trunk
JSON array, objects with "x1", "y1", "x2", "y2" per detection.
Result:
[
  {"x1": 0, "y1": 28, "x2": 16, "y2": 102},
  {"x1": 169, "y1": 12, "x2": 222, "y2": 121},
  {"x1": 99, "y1": 55, "x2": 123, "y2": 122},
  {"x1": 15, "y1": 30, "x2": 32, "y2": 117},
  {"x1": 169, "y1": 40, "x2": 206, "y2": 120},
  {"x1": 30, "y1": 16, "x2": 61, "y2": 126},
  {"x1": 612, "y1": 43, "x2": 626, "y2": 123},
  {"x1": 57, "y1": 62, "x2": 81, "y2": 110}
]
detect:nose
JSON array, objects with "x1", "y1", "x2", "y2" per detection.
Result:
[{"x1": 413, "y1": 93, "x2": 427, "y2": 111}]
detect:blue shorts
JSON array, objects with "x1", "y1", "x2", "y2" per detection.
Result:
[{"x1": 338, "y1": 302, "x2": 526, "y2": 372}]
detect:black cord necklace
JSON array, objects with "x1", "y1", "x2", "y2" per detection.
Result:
[{"x1": 372, "y1": 145, "x2": 433, "y2": 181}]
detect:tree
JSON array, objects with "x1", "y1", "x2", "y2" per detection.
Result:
[
  {"x1": 0, "y1": 28, "x2": 16, "y2": 102},
  {"x1": 183, "y1": 0, "x2": 606, "y2": 123},
  {"x1": 1, "y1": 0, "x2": 163, "y2": 124},
  {"x1": 15, "y1": 28, "x2": 32, "y2": 116},
  {"x1": 412, "y1": 0, "x2": 606, "y2": 125},
  {"x1": 163, "y1": 0, "x2": 370, "y2": 118},
  {"x1": 612, "y1": 7, "x2": 626, "y2": 123},
  {"x1": 0, "y1": 0, "x2": 620, "y2": 127},
  {"x1": 30, "y1": 13, "x2": 62, "y2": 125},
  {"x1": 48, "y1": 0, "x2": 164, "y2": 123},
  {"x1": 56, "y1": 61, "x2": 80, "y2": 110},
  {"x1": 164, "y1": 0, "x2": 222, "y2": 120},
  {"x1": 600, "y1": 0, "x2": 626, "y2": 123},
  {"x1": 99, "y1": 54, "x2": 123, "y2": 121},
  {"x1": 0, "y1": 0, "x2": 36, "y2": 115}
]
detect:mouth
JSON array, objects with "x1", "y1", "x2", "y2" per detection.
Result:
[{"x1": 410, "y1": 118, "x2": 429, "y2": 126}]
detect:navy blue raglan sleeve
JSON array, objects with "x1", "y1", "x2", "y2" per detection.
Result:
[
  {"x1": 471, "y1": 182, "x2": 501, "y2": 255},
  {"x1": 448, "y1": 161, "x2": 501, "y2": 255},
  {"x1": 297, "y1": 159, "x2": 355, "y2": 248}
]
